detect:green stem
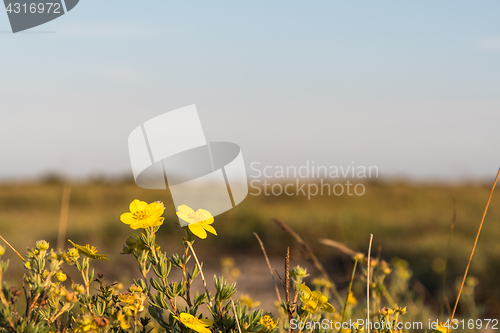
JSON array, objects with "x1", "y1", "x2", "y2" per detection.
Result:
[
  {"x1": 183, "y1": 239, "x2": 192, "y2": 307},
  {"x1": 340, "y1": 259, "x2": 358, "y2": 333}
]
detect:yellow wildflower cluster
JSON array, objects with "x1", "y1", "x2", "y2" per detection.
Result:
[{"x1": 120, "y1": 200, "x2": 219, "y2": 240}]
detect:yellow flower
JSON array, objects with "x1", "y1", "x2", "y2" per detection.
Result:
[
  {"x1": 116, "y1": 313, "x2": 130, "y2": 330},
  {"x1": 68, "y1": 240, "x2": 109, "y2": 261},
  {"x1": 120, "y1": 199, "x2": 165, "y2": 230},
  {"x1": 300, "y1": 284, "x2": 335, "y2": 313},
  {"x1": 175, "y1": 313, "x2": 213, "y2": 333},
  {"x1": 347, "y1": 291, "x2": 357, "y2": 305},
  {"x1": 260, "y1": 314, "x2": 278, "y2": 330},
  {"x1": 239, "y1": 294, "x2": 261, "y2": 308},
  {"x1": 118, "y1": 293, "x2": 136, "y2": 304},
  {"x1": 176, "y1": 205, "x2": 217, "y2": 239},
  {"x1": 119, "y1": 292, "x2": 147, "y2": 313},
  {"x1": 55, "y1": 271, "x2": 67, "y2": 282}
]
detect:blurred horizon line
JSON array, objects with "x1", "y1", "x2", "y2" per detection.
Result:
[{"x1": 0, "y1": 171, "x2": 496, "y2": 186}]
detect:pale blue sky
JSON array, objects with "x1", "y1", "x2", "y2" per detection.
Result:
[{"x1": 1, "y1": 1, "x2": 500, "y2": 181}]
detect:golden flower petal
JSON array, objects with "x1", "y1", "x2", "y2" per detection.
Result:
[
  {"x1": 300, "y1": 284, "x2": 312, "y2": 298},
  {"x1": 188, "y1": 223, "x2": 207, "y2": 239},
  {"x1": 198, "y1": 318, "x2": 213, "y2": 326},
  {"x1": 147, "y1": 202, "x2": 164, "y2": 217},
  {"x1": 312, "y1": 291, "x2": 328, "y2": 304},
  {"x1": 203, "y1": 224, "x2": 217, "y2": 236},
  {"x1": 195, "y1": 209, "x2": 213, "y2": 223},
  {"x1": 322, "y1": 302, "x2": 335, "y2": 313},
  {"x1": 130, "y1": 199, "x2": 148, "y2": 213},
  {"x1": 120, "y1": 212, "x2": 135, "y2": 225},
  {"x1": 176, "y1": 205, "x2": 195, "y2": 219},
  {"x1": 129, "y1": 222, "x2": 144, "y2": 230}
]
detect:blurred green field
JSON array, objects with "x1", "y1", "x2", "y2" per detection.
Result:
[{"x1": 0, "y1": 178, "x2": 499, "y2": 317}]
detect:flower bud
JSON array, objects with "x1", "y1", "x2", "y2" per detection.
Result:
[
  {"x1": 122, "y1": 245, "x2": 132, "y2": 254},
  {"x1": 65, "y1": 292, "x2": 77, "y2": 302},
  {"x1": 380, "y1": 260, "x2": 391, "y2": 275},
  {"x1": 55, "y1": 271, "x2": 67, "y2": 282},
  {"x1": 94, "y1": 316, "x2": 109, "y2": 327},
  {"x1": 380, "y1": 307, "x2": 394, "y2": 316},
  {"x1": 67, "y1": 248, "x2": 80, "y2": 259},
  {"x1": 0, "y1": 246, "x2": 5, "y2": 256},
  {"x1": 354, "y1": 253, "x2": 365, "y2": 261},
  {"x1": 53, "y1": 286, "x2": 67, "y2": 297},
  {"x1": 129, "y1": 284, "x2": 143, "y2": 293},
  {"x1": 125, "y1": 236, "x2": 137, "y2": 247},
  {"x1": 36, "y1": 240, "x2": 49, "y2": 251},
  {"x1": 72, "y1": 284, "x2": 86, "y2": 294},
  {"x1": 290, "y1": 265, "x2": 309, "y2": 279},
  {"x1": 9, "y1": 287, "x2": 21, "y2": 297},
  {"x1": 48, "y1": 250, "x2": 60, "y2": 260},
  {"x1": 76, "y1": 315, "x2": 93, "y2": 326}
]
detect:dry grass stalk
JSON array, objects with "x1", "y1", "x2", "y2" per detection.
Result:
[
  {"x1": 285, "y1": 247, "x2": 292, "y2": 333},
  {"x1": 0, "y1": 235, "x2": 24, "y2": 262},
  {"x1": 448, "y1": 167, "x2": 500, "y2": 332},
  {"x1": 319, "y1": 238, "x2": 359, "y2": 258},
  {"x1": 366, "y1": 234, "x2": 374, "y2": 333},
  {"x1": 253, "y1": 233, "x2": 283, "y2": 305},
  {"x1": 187, "y1": 241, "x2": 213, "y2": 307},
  {"x1": 231, "y1": 299, "x2": 242, "y2": 333}
]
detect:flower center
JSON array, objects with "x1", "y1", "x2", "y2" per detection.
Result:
[
  {"x1": 134, "y1": 210, "x2": 149, "y2": 220},
  {"x1": 184, "y1": 318, "x2": 196, "y2": 325},
  {"x1": 188, "y1": 212, "x2": 207, "y2": 223}
]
